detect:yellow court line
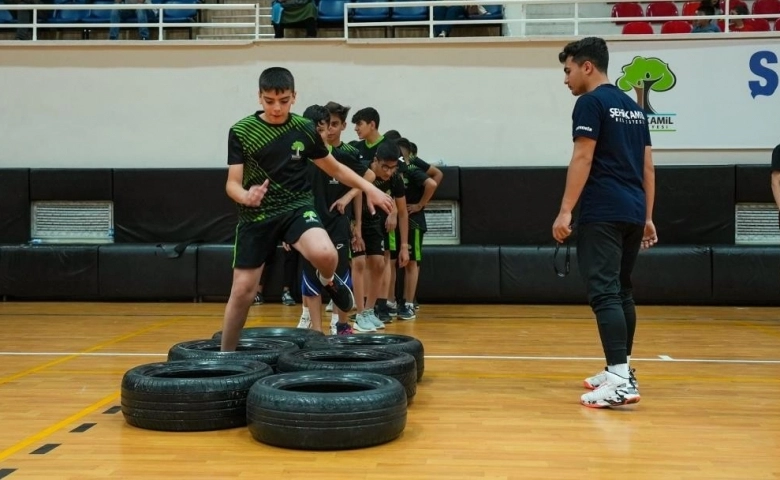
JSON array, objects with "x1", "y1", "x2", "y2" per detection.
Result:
[
  {"x1": 0, "y1": 390, "x2": 120, "y2": 462},
  {"x1": 0, "y1": 318, "x2": 180, "y2": 387}
]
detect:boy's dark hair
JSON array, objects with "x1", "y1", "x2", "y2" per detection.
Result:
[
  {"x1": 384, "y1": 130, "x2": 402, "y2": 141},
  {"x1": 259, "y1": 67, "x2": 295, "y2": 93},
  {"x1": 351, "y1": 107, "x2": 380, "y2": 129},
  {"x1": 302, "y1": 104, "x2": 330, "y2": 126},
  {"x1": 375, "y1": 140, "x2": 401, "y2": 162},
  {"x1": 395, "y1": 137, "x2": 412, "y2": 152},
  {"x1": 732, "y1": 4, "x2": 748, "y2": 14},
  {"x1": 410, "y1": 142, "x2": 418, "y2": 155},
  {"x1": 324, "y1": 101, "x2": 351, "y2": 123},
  {"x1": 558, "y1": 37, "x2": 609, "y2": 73},
  {"x1": 696, "y1": 5, "x2": 715, "y2": 16}
]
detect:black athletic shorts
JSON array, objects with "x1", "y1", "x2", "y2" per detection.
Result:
[{"x1": 233, "y1": 205, "x2": 324, "y2": 269}]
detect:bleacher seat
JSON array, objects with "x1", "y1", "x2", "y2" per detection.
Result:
[
  {"x1": 750, "y1": 17, "x2": 772, "y2": 29},
  {"x1": 351, "y1": 0, "x2": 389, "y2": 22},
  {"x1": 622, "y1": 20, "x2": 654, "y2": 33},
  {"x1": 611, "y1": 2, "x2": 643, "y2": 23},
  {"x1": 0, "y1": 4, "x2": 15, "y2": 24},
  {"x1": 752, "y1": 0, "x2": 780, "y2": 16},
  {"x1": 391, "y1": 0, "x2": 427, "y2": 21},
  {"x1": 681, "y1": 1, "x2": 700, "y2": 20},
  {"x1": 646, "y1": 1, "x2": 679, "y2": 22},
  {"x1": 82, "y1": 0, "x2": 114, "y2": 24},
  {"x1": 48, "y1": 0, "x2": 89, "y2": 24},
  {"x1": 661, "y1": 19, "x2": 692, "y2": 32},
  {"x1": 163, "y1": 0, "x2": 197, "y2": 22},
  {"x1": 775, "y1": 17, "x2": 780, "y2": 29},
  {"x1": 317, "y1": 0, "x2": 347, "y2": 23}
]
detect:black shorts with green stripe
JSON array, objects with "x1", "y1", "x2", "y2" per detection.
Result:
[{"x1": 385, "y1": 227, "x2": 424, "y2": 262}]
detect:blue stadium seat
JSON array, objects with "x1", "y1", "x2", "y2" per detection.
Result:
[
  {"x1": 391, "y1": 0, "x2": 428, "y2": 21},
  {"x1": 0, "y1": 5, "x2": 15, "y2": 24},
  {"x1": 163, "y1": 0, "x2": 198, "y2": 22},
  {"x1": 48, "y1": 0, "x2": 89, "y2": 24},
  {"x1": 318, "y1": 0, "x2": 347, "y2": 23},
  {"x1": 82, "y1": 0, "x2": 114, "y2": 24},
  {"x1": 351, "y1": 0, "x2": 389, "y2": 22}
]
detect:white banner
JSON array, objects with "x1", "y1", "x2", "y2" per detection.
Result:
[{"x1": 609, "y1": 40, "x2": 778, "y2": 150}]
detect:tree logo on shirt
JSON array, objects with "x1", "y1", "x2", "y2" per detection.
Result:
[
  {"x1": 303, "y1": 210, "x2": 318, "y2": 223},
  {"x1": 616, "y1": 56, "x2": 677, "y2": 132},
  {"x1": 291, "y1": 141, "x2": 305, "y2": 161}
]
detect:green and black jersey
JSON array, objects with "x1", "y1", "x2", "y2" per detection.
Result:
[
  {"x1": 349, "y1": 135, "x2": 385, "y2": 167},
  {"x1": 227, "y1": 111, "x2": 329, "y2": 224},
  {"x1": 363, "y1": 173, "x2": 405, "y2": 226},
  {"x1": 309, "y1": 141, "x2": 366, "y2": 230},
  {"x1": 402, "y1": 163, "x2": 431, "y2": 232}
]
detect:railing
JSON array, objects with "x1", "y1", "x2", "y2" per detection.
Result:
[{"x1": 1, "y1": 0, "x2": 779, "y2": 41}]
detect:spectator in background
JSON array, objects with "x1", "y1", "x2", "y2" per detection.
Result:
[
  {"x1": 770, "y1": 145, "x2": 780, "y2": 229},
  {"x1": 8, "y1": 0, "x2": 49, "y2": 40},
  {"x1": 433, "y1": 3, "x2": 487, "y2": 38},
  {"x1": 692, "y1": 5, "x2": 721, "y2": 32},
  {"x1": 727, "y1": 4, "x2": 754, "y2": 31},
  {"x1": 109, "y1": 0, "x2": 151, "y2": 40},
  {"x1": 271, "y1": 0, "x2": 317, "y2": 38}
]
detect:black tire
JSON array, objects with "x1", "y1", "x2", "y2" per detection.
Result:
[
  {"x1": 276, "y1": 348, "x2": 417, "y2": 402},
  {"x1": 246, "y1": 371, "x2": 407, "y2": 450},
  {"x1": 167, "y1": 338, "x2": 299, "y2": 371},
  {"x1": 121, "y1": 359, "x2": 273, "y2": 432},
  {"x1": 212, "y1": 327, "x2": 324, "y2": 348},
  {"x1": 303, "y1": 334, "x2": 425, "y2": 381}
]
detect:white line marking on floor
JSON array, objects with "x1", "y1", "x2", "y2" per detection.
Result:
[{"x1": 0, "y1": 352, "x2": 778, "y2": 364}]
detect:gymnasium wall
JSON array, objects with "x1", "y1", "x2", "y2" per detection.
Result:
[
  {"x1": 1, "y1": 165, "x2": 778, "y2": 306},
  {"x1": 0, "y1": 38, "x2": 775, "y2": 169}
]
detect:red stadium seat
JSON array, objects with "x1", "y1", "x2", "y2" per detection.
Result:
[
  {"x1": 749, "y1": 18, "x2": 772, "y2": 30},
  {"x1": 682, "y1": 1, "x2": 700, "y2": 21},
  {"x1": 661, "y1": 19, "x2": 693, "y2": 32},
  {"x1": 775, "y1": 17, "x2": 780, "y2": 29},
  {"x1": 612, "y1": 2, "x2": 644, "y2": 23},
  {"x1": 622, "y1": 20, "x2": 655, "y2": 33},
  {"x1": 647, "y1": 1, "x2": 679, "y2": 22},
  {"x1": 752, "y1": 0, "x2": 780, "y2": 15}
]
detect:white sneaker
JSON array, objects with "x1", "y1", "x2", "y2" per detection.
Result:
[
  {"x1": 585, "y1": 367, "x2": 638, "y2": 390},
  {"x1": 296, "y1": 312, "x2": 311, "y2": 329},
  {"x1": 329, "y1": 315, "x2": 339, "y2": 335},
  {"x1": 325, "y1": 300, "x2": 334, "y2": 312},
  {"x1": 580, "y1": 372, "x2": 640, "y2": 408},
  {"x1": 353, "y1": 312, "x2": 376, "y2": 332}
]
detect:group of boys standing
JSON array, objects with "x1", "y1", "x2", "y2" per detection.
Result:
[{"x1": 294, "y1": 103, "x2": 443, "y2": 335}]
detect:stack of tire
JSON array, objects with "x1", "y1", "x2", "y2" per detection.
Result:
[{"x1": 120, "y1": 328, "x2": 425, "y2": 451}]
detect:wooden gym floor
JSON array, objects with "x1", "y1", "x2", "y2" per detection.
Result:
[{"x1": 0, "y1": 302, "x2": 778, "y2": 479}]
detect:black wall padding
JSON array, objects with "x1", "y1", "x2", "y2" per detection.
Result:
[
  {"x1": 29, "y1": 169, "x2": 113, "y2": 200},
  {"x1": 0, "y1": 245, "x2": 99, "y2": 299},
  {"x1": 654, "y1": 166, "x2": 735, "y2": 245},
  {"x1": 735, "y1": 165, "x2": 773, "y2": 203},
  {"x1": 196, "y1": 245, "x2": 296, "y2": 302},
  {"x1": 113, "y1": 169, "x2": 236, "y2": 243},
  {"x1": 98, "y1": 244, "x2": 197, "y2": 300},
  {"x1": 460, "y1": 168, "x2": 566, "y2": 245},
  {"x1": 416, "y1": 245, "x2": 501, "y2": 302},
  {"x1": 499, "y1": 246, "x2": 586, "y2": 304},
  {"x1": 431, "y1": 166, "x2": 460, "y2": 201},
  {"x1": 0, "y1": 169, "x2": 30, "y2": 244},
  {"x1": 631, "y1": 246, "x2": 712, "y2": 305},
  {"x1": 711, "y1": 246, "x2": 780, "y2": 306}
]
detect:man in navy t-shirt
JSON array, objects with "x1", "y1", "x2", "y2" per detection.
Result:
[{"x1": 552, "y1": 37, "x2": 658, "y2": 409}]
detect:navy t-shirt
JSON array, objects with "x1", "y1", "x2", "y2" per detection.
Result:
[{"x1": 571, "y1": 84, "x2": 652, "y2": 225}]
